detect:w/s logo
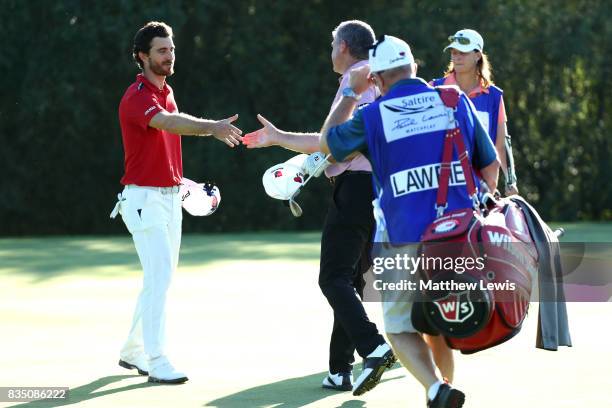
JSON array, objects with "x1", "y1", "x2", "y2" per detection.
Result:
[{"x1": 433, "y1": 291, "x2": 475, "y2": 323}]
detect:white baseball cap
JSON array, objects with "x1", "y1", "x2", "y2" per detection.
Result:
[
  {"x1": 180, "y1": 178, "x2": 221, "y2": 216},
  {"x1": 368, "y1": 35, "x2": 414, "y2": 73},
  {"x1": 284, "y1": 153, "x2": 309, "y2": 169},
  {"x1": 262, "y1": 162, "x2": 305, "y2": 200},
  {"x1": 444, "y1": 29, "x2": 484, "y2": 53}
]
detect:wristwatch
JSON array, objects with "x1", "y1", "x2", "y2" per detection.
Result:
[{"x1": 342, "y1": 87, "x2": 361, "y2": 101}]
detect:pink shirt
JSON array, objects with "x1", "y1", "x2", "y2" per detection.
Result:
[{"x1": 325, "y1": 60, "x2": 377, "y2": 178}]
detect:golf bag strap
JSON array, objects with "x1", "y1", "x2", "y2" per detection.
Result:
[
  {"x1": 436, "y1": 128, "x2": 456, "y2": 210},
  {"x1": 435, "y1": 86, "x2": 478, "y2": 213},
  {"x1": 453, "y1": 130, "x2": 477, "y2": 199}
]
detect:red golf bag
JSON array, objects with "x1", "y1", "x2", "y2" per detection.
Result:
[{"x1": 411, "y1": 86, "x2": 538, "y2": 354}]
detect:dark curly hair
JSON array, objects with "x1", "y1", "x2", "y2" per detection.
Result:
[{"x1": 132, "y1": 21, "x2": 173, "y2": 69}]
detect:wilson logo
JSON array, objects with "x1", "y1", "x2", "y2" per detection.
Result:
[
  {"x1": 434, "y1": 291, "x2": 475, "y2": 323},
  {"x1": 487, "y1": 231, "x2": 512, "y2": 245}
]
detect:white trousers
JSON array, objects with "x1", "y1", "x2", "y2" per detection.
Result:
[{"x1": 117, "y1": 185, "x2": 182, "y2": 360}]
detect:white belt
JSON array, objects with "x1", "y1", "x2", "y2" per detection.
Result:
[
  {"x1": 109, "y1": 184, "x2": 180, "y2": 219},
  {"x1": 126, "y1": 184, "x2": 180, "y2": 194}
]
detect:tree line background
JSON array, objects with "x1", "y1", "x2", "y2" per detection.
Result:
[{"x1": 2, "y1": 0, "x2": 610, "y2": 236}]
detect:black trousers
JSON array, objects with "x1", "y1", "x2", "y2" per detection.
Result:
[{"x1": 319, "y1": 171, "x2": 385, "y2": 374}]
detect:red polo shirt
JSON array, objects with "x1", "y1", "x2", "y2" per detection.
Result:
[{"x1": 119, "y1": 73, "x2": 182, "y2": 187}]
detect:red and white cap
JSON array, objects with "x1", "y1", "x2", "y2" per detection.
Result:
[
  {"x1": 180, "y1": 177, "x2": 221, "y2": 216},
  {"x1": 262, "y1": 162, "x2": 305, "y2": 200}
]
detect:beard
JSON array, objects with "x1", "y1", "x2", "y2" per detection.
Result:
[{"x1": 150, "y1": 59, "x2": 174, "y2": 77}]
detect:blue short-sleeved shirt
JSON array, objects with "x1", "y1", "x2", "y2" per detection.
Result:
[
  {"x1": 328, "y1": 80, "x2": 496, "y2": 169},
  {"x1": 326, "y1": 77, "x2": 498, "y2": 242}
]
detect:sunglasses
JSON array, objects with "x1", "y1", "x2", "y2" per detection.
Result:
[{"x1": 448, "y1": 36, "x2": 472, "y2": 45}]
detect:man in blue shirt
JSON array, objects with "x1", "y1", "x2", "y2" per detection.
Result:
[{"x1": 320, "y1": 35, "x2": 499, "y2": 408}]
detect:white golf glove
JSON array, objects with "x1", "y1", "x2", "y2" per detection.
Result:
[{"x1": 302, "y1": 152, "x2": 330, "y2": 177}]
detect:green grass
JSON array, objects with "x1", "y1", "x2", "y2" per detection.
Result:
[
  {"x1": 1, "y1": 223, "x2": 609, "y2": 282},
  {"x1": 0, "y1": 224, "x2": 610, "y2": 408},
  {"x1": 548, "y1": 222, "x2": 612, "y2": 242},
  {"x1": 0, "y1": 232, "x2": 322, "y2": 282}
]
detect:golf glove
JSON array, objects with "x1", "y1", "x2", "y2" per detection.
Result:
[{"x1": 303, "y1": 152, "x2": 330, "y2": 177}]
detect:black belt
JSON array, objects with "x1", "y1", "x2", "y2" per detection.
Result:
[{"x1": 328, "y1": 170, "x2": 371, "y2": 185}]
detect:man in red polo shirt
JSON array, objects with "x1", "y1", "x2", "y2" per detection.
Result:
[{"x1": 112, "y1": 21, "x2": 242, "y2": 384}]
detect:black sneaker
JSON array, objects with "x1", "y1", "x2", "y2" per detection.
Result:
[
  {"x1": 322, "y1": 371, "x2": 353, "y2": 391},
  {"x1": 427, "y1": 383, "x2": 465, "y2": 408},
  {"x1": 352, "y1": 343, "x2": 396, "y2": 396},
  {"x1": 118, "y1": 358, "x2": 148, "y2": 376}
]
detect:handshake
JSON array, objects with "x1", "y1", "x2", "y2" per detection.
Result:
[
  {"x1": 241, "y1": 114, "x2": 332, "y2": 178},
  {"x1": 234, "y1": 113, "x2": 334, "y2": 216}
]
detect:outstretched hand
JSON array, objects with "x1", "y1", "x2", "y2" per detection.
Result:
[
  {"x1": 213, "y1": 114, "x2": 243, "y2": 147},
  {"x1": 242, "y1": 114, "x2": 280, "y2": 149}
]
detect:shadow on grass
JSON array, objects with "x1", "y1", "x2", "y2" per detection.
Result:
[
  {"x1": 0, "y1": 232, "x2": 321, "y2": 282},
  {"x1": 6, "y1": 375, "x2": 154, "y2": 407},
  {"x1": 205, "y1": 364, "x2": 404, "y2": 408}
]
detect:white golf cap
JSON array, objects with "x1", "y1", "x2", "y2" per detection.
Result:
[
  {"x1": 368, "y1": 35, "x2": 414, "y2": 73},
  {"x1": 444, "y1": 29, "x2": 484, "y2": 53},
  {"x1": 180, "y1": 178, "x2": 221, "y2": 216},
  {"x1": 262, "y1": 163, "x2": 305, "y2": 200},
  {"x1": 284, "y1": 153, "x2": 309, "y2": 169}
]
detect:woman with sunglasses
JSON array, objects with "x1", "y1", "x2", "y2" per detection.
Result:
[{"x1": 432, "y1": 29, "x2": 519, "y2": 196}]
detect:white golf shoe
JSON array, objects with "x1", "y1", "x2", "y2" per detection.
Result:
[
  {"x1": 352, "y1": 343, "x2": 396, "y2": 396},
  {"x1": 147, "y1": 356, "x2": 188, "y2": 384},
  {"x1": 322, "y1": 371, "x2": 353, "y2": 391},
  {"x1": 118, "y1": 354, "x2": 149, "y2": 376}
]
